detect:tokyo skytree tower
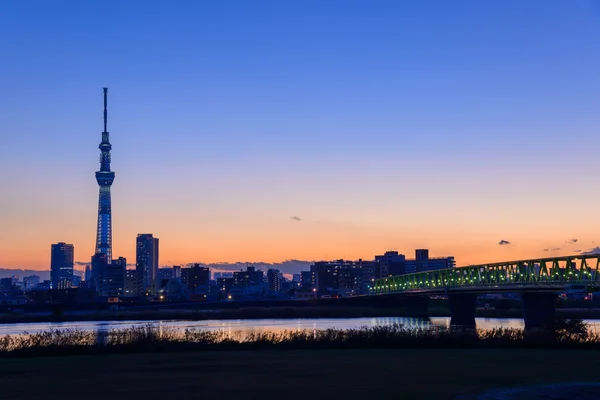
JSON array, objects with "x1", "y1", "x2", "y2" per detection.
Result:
[{"x1": 94, "y1": 88, "x2": 115, "y2": 261}]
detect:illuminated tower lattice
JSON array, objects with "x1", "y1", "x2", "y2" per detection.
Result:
[{"x1": 94, "y1": 88, "x2": 115, "y2": 261}]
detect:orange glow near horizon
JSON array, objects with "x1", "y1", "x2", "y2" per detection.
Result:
[{"x1": 0, "y1": 211, "x2": 594, "y2": 271}]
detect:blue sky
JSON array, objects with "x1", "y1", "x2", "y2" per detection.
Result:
[{"x1": 1, "y1": 0, "x2": 600, "y2": 269}]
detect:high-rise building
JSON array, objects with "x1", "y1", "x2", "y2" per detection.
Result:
[
  {"x1": 136, "y1": 234, "x2": 159, "y2": 295},
  {"x1": 91, "y1": 253, "x2": 108, "y2": 287},
  {"x1": 266, "y1": 269, "x2": 282, "y2": 293},
  {"x1": 84, "y1": 265, "x2": 92, "y2": 282},
  {"x1": 50, "y1": 242, "x2": 74, "y2": 289},
  {"x1": 94, "y1": 88, "x2": 115, "y2": 262}
]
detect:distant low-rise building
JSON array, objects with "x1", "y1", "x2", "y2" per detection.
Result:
[
  {"x1": 181, "y1": 264, "x2": 210, "y2": 293},
  {"x1": 217, "y1": 277, "x2": 234, "y2": 293},
  {"x1": 310, "y1": 259, "x2": 374, "y2": 297},
  {"x1": 22, "y1": 275, "x2": 40, "y2": 292},
  {"x1": 124, "y1": 269, "x2": 139, "y2": 298},
  {"x1": 233, "y1": 266, "x2": 263, "y2": 287},
  {"x1": 375, "y1": 251, "x2": 407, "y2": 278},
  {"x1": 294, "y1": 288, "x2": 317, "y2": 300},
  {"x1": 300, "y1": 271, "x2": 312, "y2": 289},
  {"x1": 213, "y1": 272, "x2": 234, "y2": 280},
  {"x1": 0, "y1": 278, "x2": 15, "y2": 293},
  {"x1": 405, "y1": 249, "x2": 455, "y2": 274}
]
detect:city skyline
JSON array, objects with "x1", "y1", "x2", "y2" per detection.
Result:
[{"x1": 3, "y1": 1, "x2": 600, "y2": 271}]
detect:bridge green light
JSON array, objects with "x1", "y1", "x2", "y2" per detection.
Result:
[{"x1": 371, "y1": 255, "x2": 600, "y2": 295}]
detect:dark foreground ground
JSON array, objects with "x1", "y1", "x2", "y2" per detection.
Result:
[{"x1": 0, "y1": 349, "x2": 598, "y2": 399}]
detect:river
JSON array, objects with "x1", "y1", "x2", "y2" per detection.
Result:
[{"x1": 0, "y1": 317, "x2": 598, "y2": 336}]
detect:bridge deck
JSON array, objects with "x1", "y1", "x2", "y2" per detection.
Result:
[{"x1": 370, "y1": 254, "x2": 600, "y2": 295}]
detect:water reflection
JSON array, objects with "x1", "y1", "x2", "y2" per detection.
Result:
[{"x1": 0, "y1": 317, "x2": 590, "y2": 337}]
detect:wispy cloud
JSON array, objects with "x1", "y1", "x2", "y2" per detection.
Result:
[
  {"x1": 543, "y1": 247, "x2": 561, "y2": 252},
  {"x1": 291, "y1": 216, "x2": 302, "y2": 221},
  {"x1": 498, "y1": 240, "x2": 511, "y2": 246},
  {"x1": 583, "y1": 247, "x2": 600, "y2": 255}
]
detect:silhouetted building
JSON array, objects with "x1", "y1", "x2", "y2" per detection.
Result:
[
  {"x1": 266, "y1": 269, "x2": 282, "y2": 293},
  {"x1": 213, "y1": 272, "x2": 234, "y2": 279},
  {"x1": 295, "y1": 288, "x2": 317, "y2": 300},
  {"x1": 51, "y1": 242, "x2": 74, "y2": 290},
  {"x1": 233, "y1": 266, "x2": 263, "y2": 287},
  {"x1": 91, "y1": 253, "x2": 126, "y2": 299},
  {"x1": 159, "y1": 267, "x2": 173, "y2": 280},
  {"x1": 91, "y1": 253, "x2": 108, "y2": 291},
  {"x1": 84, "y1": 265, "x2": 92, "y2": 282},
  {"x1": 310, "y1": 259, "x2": 375, "y2": 297},
  {"x1": 36, "y1": 280, "x2": 52, "y2": 291},
  {"x1": 300, "y1": 271, "x2": 312, "y2": 289},
  {"x1": 181, "y1": 264, "x2": 210, "y2": 293},
  {"x1": 136, "y1": 234, "x2": 159, "y2": 295},
  {"x1": 99, "y1": 257, "x2": 126, "y2": 299},
  {"x1": 0, "y1": 278, "x2": 14, "y2": 293},
  {"x1": 217, "y1": 277, "x2": 234, "y2": 293},
  {"x1": 405, "y1": 249, "x2": 455, "y2": 273},
  {"x1": 173, "y1": 265, "x2": 181, "y2": 279},
  {"x1": 23, "y1": 276, "x2": 40, "y2": 291},
  {"x1": 56, "y1": 278, "x2": 72, "y2": 290},
  {"x1": 124, "y1": 269, "x2": 138, "y2": 298},
  {"x1": 375, "y1": 251, "x2": 406, "y2": 278},
  {"x1": 415, "y1": 249, "x2": 429, "y2": 261}
]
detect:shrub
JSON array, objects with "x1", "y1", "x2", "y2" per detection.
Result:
[{"x1": 0, "y1": 321, "x2": 599, "y2": 357}]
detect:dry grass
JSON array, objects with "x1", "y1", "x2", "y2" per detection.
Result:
[{"x1": 0, "y1": 320, "x2": 596, "y2": 357}]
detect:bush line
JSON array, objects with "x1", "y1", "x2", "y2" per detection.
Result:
[{"x1": 0, "y1": 319, "x2": 595, "y2": 357}]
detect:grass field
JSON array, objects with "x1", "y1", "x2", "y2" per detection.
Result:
[{"x1": 0, "y1": 349, "x2": 598, "y2": 399}]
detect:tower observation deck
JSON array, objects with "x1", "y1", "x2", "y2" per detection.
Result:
[{"x1": 95, "y1": 88, "x2": 115, "y2": 261}]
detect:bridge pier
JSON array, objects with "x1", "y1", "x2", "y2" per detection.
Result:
[
  {"x1": 520, "y1": 293, "x2": 557, "y2": 331},
  {"x1": 449, "y1": 294, "x2": 477, "y2": 328},
  {"x1": 404, "y1": 296, "x2": 429, "y2": 318}
]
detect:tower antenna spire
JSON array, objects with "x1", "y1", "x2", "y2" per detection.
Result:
[{"x1": 103, "y1": 87, "x2": 108, "y2": 132}]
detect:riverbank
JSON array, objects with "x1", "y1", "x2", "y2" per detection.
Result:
[
  {"x1": 0, "y1": 321, "x2": 595, "y2": 357},
  {"x1": 0, "y1": 349, "x2": 599, "y2": 399},
  {"x1": 2, "y1": 305, "x2": 600, "y2": 324}
]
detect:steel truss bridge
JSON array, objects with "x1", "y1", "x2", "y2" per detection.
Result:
[{"x1": 370, "y1": 254, "x2": 600, "y2": 295}]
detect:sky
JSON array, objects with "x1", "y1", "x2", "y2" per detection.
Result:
[{"x1": 1, "y1": 0, "x2": 600, "y2": 272}]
